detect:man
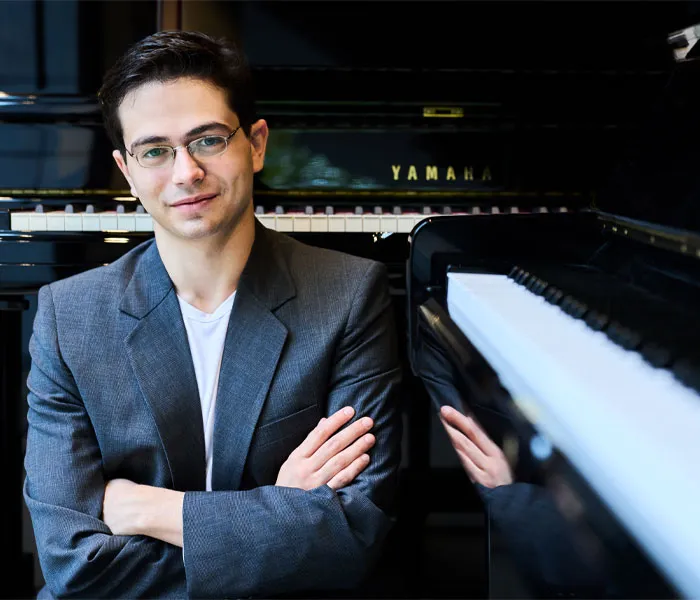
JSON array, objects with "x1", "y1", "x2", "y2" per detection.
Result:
[{"x1": 23, "y1": 30, "x2": 402, "y2": 599}]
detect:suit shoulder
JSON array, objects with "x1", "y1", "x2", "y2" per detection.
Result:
[{"x1": 268, "y1": 228, "x2": 383, "y2": 282}]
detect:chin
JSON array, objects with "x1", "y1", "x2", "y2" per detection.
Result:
[{"x1": 177, "y1": 224, "x2": 219, "y2": 240}]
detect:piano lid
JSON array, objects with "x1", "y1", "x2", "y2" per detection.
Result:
[
  {"x1": 0, "y1": 1, "x2": 694, "y2": 208},
  {"x1": 189, "y1": 1, "x2": 690, "y2": 202},
  {"x1": 0, "y1": 0, "x2": 156, "y2": 196},
  {"x1": 595, "y1": 28, "x2": 700, "y2": 234}
]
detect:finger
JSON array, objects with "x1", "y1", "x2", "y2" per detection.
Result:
[
  {"x1": 313, "y1": 416, "x2": 374, "y2": 465},
  {"x1": 461, "y1": 415, "x2": 502, "y2": 457},
  {"x1": 316, "y1": 433, "x2": 375, "y2": 484},
  {"x1": 327, "y1": 454, "x2": 371, "y2": 490},
  {"x1": 440, "y1": 406, "x2": 500, "y2": 457},
  {"x1": 441, "y1": 417, "x2": 488, "y2": 470},
  {"x1": 454, "y1": 447, "x2": 484, "y2": 483},
  {"x1": 296, "y1": 407, "x2": 355, "y2": 457}
]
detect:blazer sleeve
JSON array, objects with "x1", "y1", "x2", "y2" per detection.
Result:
[
  {"x1": 182, "y1": 261, "x2": 403, "y2": 598},
  {"x1": 23, "y1": 285, "x2": 185, "y2": 598}
]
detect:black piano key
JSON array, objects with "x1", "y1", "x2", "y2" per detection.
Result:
[
  {"x1": 559, "y1": 295, "x2": 575, "y2": 314},
  {"x1": 640, "y1": 342, "x2": 673, "y2": 368},
  {"x1": 514, "y1": 269, "x2": 529, "y2": 285},
  {"x1": 507, "y1": 263, "x2": 697, "y2": 384},
  {"x1": 571, "y1": 300, "x2": 588, "y2": 319},
  {"x1": 532, "y1": 278, "x2": 547, "y2": 295},
  {"x1": 672, "y1": 355, "x2": 700, "y2": 394},
  {"x1": 606, "y1": 321, "x2": 642, "y2": 350},
  {"x1": 512, "y1": 266, "x2": 700, "y2": 376},
  {"x1": 584, "y1": 310, "x2": 609, "y2": 331},
  {"x1": 544, "y1": 287, "x2": 565, "y2": 305},
  {"x1": 525, "y1": 274, "x2": 538, "y2": 290}
]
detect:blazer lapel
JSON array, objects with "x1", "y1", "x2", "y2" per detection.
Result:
[
  {"x1": 211, "y1": 222, "x2": 295, "y2": 491},
  {"x1": 121, "y1": 241, "x2": 206, "y2": 492}
]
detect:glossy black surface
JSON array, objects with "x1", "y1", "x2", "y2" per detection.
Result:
[
  {"x1": 1, "y1": 1, "x2": 691, "y2": 205},
  {"x1": 3, "y1": 1, "x2": 700, "y2": 597},
  {"x1": 407, "y1": 212, "x2": 700, "y2": 598}
]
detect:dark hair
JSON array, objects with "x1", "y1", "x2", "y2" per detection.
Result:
[{"x1": 98, "y1": 30, "x2": 256, "y2": 155}]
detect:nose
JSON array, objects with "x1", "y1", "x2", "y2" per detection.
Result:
[{"x1": 171, "y1": 147, "x2": 205, "y2": 187}]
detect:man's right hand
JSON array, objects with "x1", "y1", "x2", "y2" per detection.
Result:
[{"x1": 275, "y1": 406, "x2": 375, "y2": 491}]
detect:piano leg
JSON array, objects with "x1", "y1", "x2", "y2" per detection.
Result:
[{"x1": 0, "y1": 297, "x2": 34, "y2": 599}]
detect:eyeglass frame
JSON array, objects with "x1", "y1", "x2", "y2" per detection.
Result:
[{"x1": 124, "y1": 127, "x2": 241, "y2": 168}]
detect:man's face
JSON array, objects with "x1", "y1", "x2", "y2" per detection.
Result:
[{"x1": 113, "y1": 77, "x2": 268, "y2": 241}]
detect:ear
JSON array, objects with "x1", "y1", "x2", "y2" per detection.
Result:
[
  {"x1": 248, "y1": 119, "x2": 269, "y2": 173},
  {"x1": 112, "y1": 149, "x2": 139, "y2": 198}
]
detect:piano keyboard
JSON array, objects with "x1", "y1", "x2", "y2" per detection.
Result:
[
  {"x1": 446, "y1": 271, "x2": 700, "y2": 599},
  {"x1": 7, "y1": 204, "x2": 566, "y2": 233}
]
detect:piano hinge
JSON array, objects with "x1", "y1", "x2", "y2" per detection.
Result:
[{"x1": 423, "y1": 106, "x2": 464, "y2": 118}]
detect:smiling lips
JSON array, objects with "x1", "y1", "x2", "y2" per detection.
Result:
[{"x1": 170, "y1": 193, "x2": 217, "y2": 208}]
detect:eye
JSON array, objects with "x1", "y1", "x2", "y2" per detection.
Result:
[
  {"x1": 142, "y1": 147, "x2": 167, "y2": 159},
  {"x1": 194, "y1": 136, "x2": 225, "y2": 149}
]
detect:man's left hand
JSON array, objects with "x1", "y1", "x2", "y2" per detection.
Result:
[
  {"x1": 103, "y1": 479, "x2": 185, "y2": 547},
  {"x1": 103, "y1": 478, "x2": 146, "y2": 536}
]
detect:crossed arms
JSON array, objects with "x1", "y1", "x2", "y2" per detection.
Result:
[
  {"x1": 24, "y1": 263, "x2": 402, "y2": 598},
  {"x1": 102, "y1": 407, "x2": 379, "y2": 547}
]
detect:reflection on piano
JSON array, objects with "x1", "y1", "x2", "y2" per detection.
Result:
[
  {"x1": 407, "y1": 19, "x2": 700, "y2": 597},
  {"x1": 408, "y1": 215, "x2": 700, "y2": 598}
]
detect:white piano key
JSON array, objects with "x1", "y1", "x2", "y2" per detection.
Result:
[
  {"x1": 379, "y1": 215, "x2": 398, "y2": 232},
  {"x1": 81, "y1": 213, "x2": 101, "y2": 231},
  {"x1": 328, "y1": 215, "x2": 346, "y2": 232},
  {"x1": 292, "y1": 215, "x2": 311, "y2": 232},
  {"x1": 257, "y1": 215, "x2": 276, "y2": 230},
  {"x1": 28, "y1": 213, "x2": 47, "y2": 231},
  {"x1": 345, "y1": 215, "x2": 363, "y2": 232},
  {"x1": 397, "y1": 215, "x2": 416, "y2": 233},
  {"x1": 446, "y1": 272, "x2": 700, "y2": 599},
  {"x1": 311, "y1": 215, "x2": 329, "y2": 232},
  {"x1": 134, "y1": 213, "x2": 153, "y2": 232},
  {"x1": 275, "y1": 215, "x2": 294, "y2": 232},
  {"x1": 362, "y1": 216, "x2": 380, "y2": 233},
  {"x1": 413, "y1": 214, "x2": 429, "y2": 228},
  {"x1": 99, "y1": 212, "x2": 119, "y2": 230},
  {"x1": 64, "y1": 214, "x2": 84, "y2": 231},
  {"x1": 45, "y1": 213, "x2": 66, "y2": 231},
  {"x1": 117, "y1": 214, "x2": 137, "y2": 231},
  {"x1": 10, "y1": 212, "x2": 30, "y2": 231}
]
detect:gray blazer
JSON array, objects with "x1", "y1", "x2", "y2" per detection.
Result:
[{"x1": 23, "y1": 220, "x2": 403, "y2": 599}]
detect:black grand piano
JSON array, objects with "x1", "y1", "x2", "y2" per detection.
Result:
[
  {"x1": 408, "y1": 16, "x2": 700, "y2": 600},
  {"x1": 1, "y1": 1, "x2": 696, "y2": 597}
]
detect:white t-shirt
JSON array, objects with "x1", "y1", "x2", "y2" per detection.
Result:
[{"x1": 177, "y1": 290, "x2": 236, "y2": 491}]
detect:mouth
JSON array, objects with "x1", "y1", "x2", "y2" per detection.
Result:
[{"x1": 170, "y1": 193, "x2": 217, "y2": 208}]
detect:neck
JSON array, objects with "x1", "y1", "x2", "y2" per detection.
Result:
[{"x1": 155, "y1": 207, "x2": 256, "y2": 314}]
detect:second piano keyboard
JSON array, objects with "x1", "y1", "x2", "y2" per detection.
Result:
[{"x1": 7, "y1": 204, "x2": 566, "y2": 233}]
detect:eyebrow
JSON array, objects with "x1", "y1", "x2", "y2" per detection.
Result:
[{"x1": 129, "y1": 121, "x2": 234, "y2": 150}]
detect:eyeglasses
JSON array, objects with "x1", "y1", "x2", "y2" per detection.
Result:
[{"x1": 126, "y1": 127, "x2": 240, "y2": 168}]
